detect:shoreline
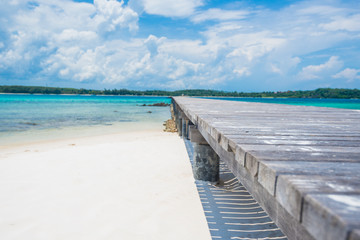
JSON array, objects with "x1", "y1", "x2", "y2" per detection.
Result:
[
  {"x1": 0, "y1": 120, "x2": 167, "y2": 148},
  {"x1": 0, "y1": 129, "x2": 211, "y2": 239}
]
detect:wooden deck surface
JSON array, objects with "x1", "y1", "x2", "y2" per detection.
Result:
[{"x1": 172, "y1": 97, "x2": 360, "y2": 240}]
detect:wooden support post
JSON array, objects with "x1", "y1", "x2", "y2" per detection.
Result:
[
  {"x1": 171, "y1": 100, "x2": 177, "y2": 118},
  {"x1": 172, "y1": 102, "x2": 183, "y2": 137},
  {"x1": 189, "y1": 126, "x2": 219, "y2": 183},
  {"x1": 182, "y1": 117, "x2": 190, "y2": 139},
  {"x1": 181, "y1": 118, "x2": 186, "y2": 139},
  {"x1": 177, "y1": 116, "x2": 183, "y2": 137},
  {"x1": 186, "y1": 120, "x2": 193, "y2": 140}
]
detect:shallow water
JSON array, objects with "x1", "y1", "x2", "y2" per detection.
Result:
[{"x1": 0, "y1": 94, "x2": 171, "y2": 145}]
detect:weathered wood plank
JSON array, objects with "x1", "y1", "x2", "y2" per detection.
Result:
[
  {"x1": 276, "y1": 175, "x2": 360, "y2": 221},
  {"x1": 227, "y1": 135, "x2": 360, "y2": 151},
  {"x1": 234, "y1": 144, "x2": 360, "y2": 176},
  {"x1": 302, "y1": 194, "x2": 360, "y2": 240},
  {"x1": 244, "y1": 150, "x2": 360, "y2": 164},
  {"x1": 226, "y1": 135, "x2": 360, "y2": 141},
  {"x1": 231, "y1": 138, "x2": 360, "y2": 147},
  {"x1": 258, "y1": 161, "x2": 360, "y2": 195}
]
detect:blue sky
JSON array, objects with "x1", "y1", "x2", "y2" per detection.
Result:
[{"x1": 0, "y1": 0, "x2": 360, "y2": 91}]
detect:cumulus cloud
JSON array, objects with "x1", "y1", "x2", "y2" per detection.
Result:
[
  {"x1": 94, "y1": 0, "x2": 138, "y2": 32},
  {"x1": 44, "y1": 46, "x2": 103, "y2": 82},
  {"x1": 321, "y1": 14, "x2": 360, "y2": 32},
  {"x1": 114, "y1": 41, "x2": 205, "y2": 87},
  {"x1": 144, "y1": 35, "x2": 165, "y2": 57},
  {"x1": 226, "y1": 35, "x2": 286, "y2": 62},
  {"x1": 139, "y1": 0, "x2": 204, "y2": 17},
  {"x1": 56, "y1": 29, "x2": 98, "y2": 45},
  {"x1": 333, "y1": 68, "x2": 360, "y2": 82},
  {"x1": 298, "y1": 56, "x2": 343, "y2": 80},
  {"x1": 0, "y1": 0, "x2": 139, "y2": 82},
  {"x1": 296, "y1": 5, "x2": 343, "y2": 16},
  {"x1": 233, "y1": 67, "x2": 251, "y2": 77},
  {"x1": 191, "y1": 9, "x2": 250, "y2": 23}
]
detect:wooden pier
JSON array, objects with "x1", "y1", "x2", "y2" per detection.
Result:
[{"x1": 172, "y1": 97, "x2": 360, "y2": 240}]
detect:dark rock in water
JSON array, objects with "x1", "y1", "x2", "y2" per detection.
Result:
[
  {"x1": 151, "y1": 102, "x2": 170, "y2": 106},
  {"x1": 141, "y1": 102, "x2": 170, "y2": 107},
  {"x1": 23, "y1": 122, "x2": 38, "y2": 125},
  {"x1": 114, "y1": 110, "x2": 118, "y2": 112},
  {"x1": 147, "y1": 111, "x2": 152, "y2": 113}
]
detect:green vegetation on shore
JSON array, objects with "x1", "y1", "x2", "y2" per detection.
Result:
[{"x1": 0, "y1": 85, "x2": 359, "y2": 99}]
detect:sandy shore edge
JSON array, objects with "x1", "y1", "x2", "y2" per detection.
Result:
[{"x1": 0, "y1": 130, "x2": 211, "y2": 240}]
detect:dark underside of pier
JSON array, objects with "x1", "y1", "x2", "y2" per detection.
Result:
[{"x1": 184, "y1": 138, "x2": 287, "y2": 240}]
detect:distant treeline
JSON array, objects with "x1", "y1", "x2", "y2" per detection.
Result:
[
  {"x1": 0, "y1": 85, "x2": 102, "y2": 95},
  {"x1": 0, "y1": 85, "x2": 359, "y2": 99}
]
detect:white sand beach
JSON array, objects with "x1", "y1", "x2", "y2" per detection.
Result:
[{"x1": 0, "y1": 130, "x2": 211, "y2": 240}]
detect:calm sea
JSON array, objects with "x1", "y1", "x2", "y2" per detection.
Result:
[
  {"x1": 0, "y1": 94, "x2": 171, "y2": 145},
  {"x1": 1, "y1": 94, "x2": 360, "y2": 146},
  {"x1": 203, "y1": 97, "x2": 360, "y2": 110}
]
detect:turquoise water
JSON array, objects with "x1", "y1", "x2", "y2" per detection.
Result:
[
  {"x1": 204, "y1": 97, "x2": 360, "y2": 110},
  {"x1": 2, "y1": 94, "x2": 360, "y2": 146},
  {"x1": 0, "y1": 94, "x2": 171, "y2": 145}
]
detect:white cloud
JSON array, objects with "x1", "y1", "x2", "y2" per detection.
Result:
[
  {"x1": 269, "y1": 56, "x2": 301, "y2": 75},
  {"x1": 270, "y1": 64, "x2": 282, "y2": 74},
  {"x1": 139, "y1": 0, "x2": 204, "y2": 17},
  {"x1": 296, "y1": 5, "x2": 343, "y2": 16},
  {"x1": 233, "y1": 67, "x2": 251, "y2": 77},
  {"x1": 144, "y1": 35, "x2": 165, "y2": 57},
  {"x1": 191, "y1": 8, "x2": 249, "y2": 23},
  {"x1": 0, "y1": 50, "x2": 19, "y2": 69},
  {"x1": 159, "y1": 39, "x2": 210, "y2": 62},
  {"x1": 115, "y1": 45, "x2": 205, "y2": 86},
  {"x1": 94, "y1": 0, "x2": 139, "y2": 32},
  {"x1": 0, "y1": 0, "x2": 139, "y2": 81},
  {"x1": 57, "y1": 29, "x2": 98, "y2": 45},
  {"x1": 333, "y1": 68, "x2": 360, "y2": 82},
  {"x1": 321, "y1": 14, "x2": 360, "y2": 32},
  {"x1": 226, "y1": 34, "x2": 286, "y2": 62},
  {"x1": 298, "y1": 56, "x2": 343, "y2": 80}
]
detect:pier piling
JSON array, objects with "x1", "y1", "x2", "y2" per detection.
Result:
[{"x1": 189, "y1": 125, "x2": 219, "y2": 183}]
